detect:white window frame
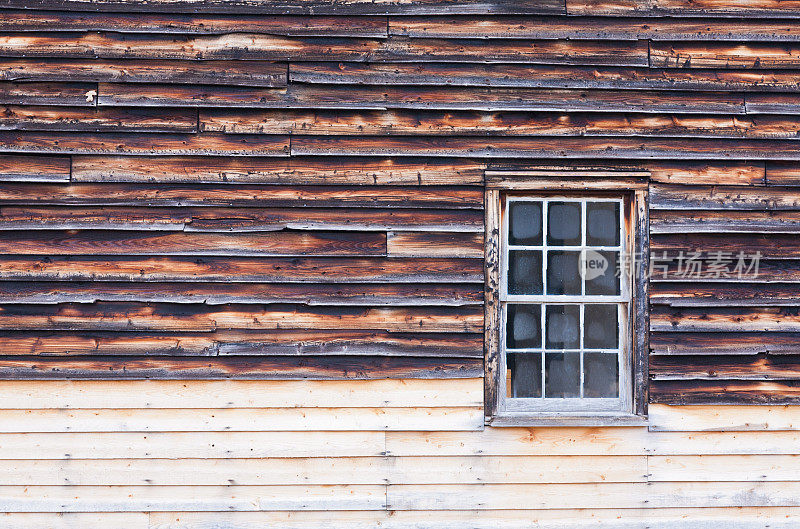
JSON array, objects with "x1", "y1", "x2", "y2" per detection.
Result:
[{"x1": 498, "y1": 195, "x2": 632, "y2": 415}]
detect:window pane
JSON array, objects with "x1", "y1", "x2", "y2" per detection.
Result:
[
  {"x1": 509, "y1": 202, "x2": 543, "y2": 245},
  {"x1": 545, "y1": 305, "x2": 580, "y2": 349},
  {"x1": 506, "y1": 304, "x2": 542, "y2": 349},
  {"x1": 509, "y1": 250, "x2": 543, "y2": 295},
  {"x1": 584, "y1": 304, "x2": 619, "y2": 349},
  {"x1": 547, "y1": 202, "x2": 581, "y2": 246},
  {"x1": 545, "y1": 352, "x2": 580, "y2": 398},
  {"x1": 584, "y1": 352, "x2": 619, "y2": 398},
  {"x1": 587, "y1": 202, "x2": 620, "y2": 246},
  {"x1": 546, "y1": 251, "x2": 581, "y2": 295},
  {"x1": 585, "y1": 250, "x2": 620, "y2": 295},
  {"x1": 508, "y1": 353, "x2": 542, "y2": 398}
]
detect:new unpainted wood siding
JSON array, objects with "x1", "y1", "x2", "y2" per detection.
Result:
[
  {"x1": 2, "y1": 378, "x2": 800, "y2": 527},
  {"x1": 1, "y1": 3, "x2": 800, "y2": 396}
]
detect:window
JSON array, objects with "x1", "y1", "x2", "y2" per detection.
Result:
[{"x1": 484, "y1": 171, "x2": 648, "y2": 425}]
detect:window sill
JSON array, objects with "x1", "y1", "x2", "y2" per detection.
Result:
[{"x1": 487, "y1": 413, "x2": 648, "y2": 428}]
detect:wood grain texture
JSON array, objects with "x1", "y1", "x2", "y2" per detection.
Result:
[{"x1": 567, "y1": 0, "x2": 800, "y2": 17}]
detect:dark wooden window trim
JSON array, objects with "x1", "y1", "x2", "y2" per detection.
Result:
[{"x1": 484, "y1": 169, "x2": 650, "y2": 427}]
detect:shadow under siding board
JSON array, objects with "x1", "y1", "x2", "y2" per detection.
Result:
[
  {"x1": 0, "y1": 81, "x2": 96, "y2": 106},
  {"x1": 0, "y1": 59, "x2": 288, "y2": 87},
  {"x1": 389, "y1": 16, "x2": 800, "y2": 41},
  {"x1": 0, "y1": 330, "x2": 484, "y2": 357},
  {"x1": 0, "y1": 303, "x2": 484, "y2": 332},
  {"x1": 101, "y1": 83, "x2": 745, "y2": 113},
  {"x1": 69, "y1": 156, "x2": 486, "y2": 185},
  {"x1": 0, "y1": 0, "x2": 565, "y2": 14},
  {"x1": 0, "y1": 132, "x2": 290, "y2": 156},
  {"x1": 566, "y1": 0, "x2": 800, "y2": 17},
  {"x1": 292, "y1": 136, "x2": 800, "y2": 160},
  {"x1": 650, "y1": 306, "x2": 800, "y2": 332},
  {"x1": 0, "y1": 33, "x2": 648, "y2": 66},
  {"x1": 0, "y1": 281, "x2": 484, "y2": 306},
  {"x1": 0, "y1": 183, "x2": 485, "y2": 208},
  {"x1": 0, "y1": 106, "x2": 198, "y2": 133},
  {"x1": 0, "y1": 230, "x2": 387, "y2": 256},
  {"x1": 650, "y1": 379, "x2": 800, "y2": 405},
  {"x1": 291, "y1": 62, "x2": 800, "y2": 92},
  {"x1": 0, "y1": 255, "x2": 484, "y2": 283},
  {"x1": 0, "y1": 12, "x2": 387, "y2": 37},
  {"x1": 650, "y1": 42, "x2": 800, "y2": 69},
  {"x1": 0, "y1": 206, "x2": 484, "y2": 232},
  {"x1": 0, "y1": 356, "x2": 483, "y2": 380},
  {"x1": 201, "y1": 109, "x2": 800, "y2": 139},
  {"x1": 0, "y1": 154, "x2": 70, "y2": 182},
  {"x1": 650, "y1": 332, "x2": 800, "y2": 355}
]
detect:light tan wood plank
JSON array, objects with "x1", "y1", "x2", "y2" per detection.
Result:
[
  {"x1": 0, "y1": 407, "x2": 484, "y2": 432},
  {"x1": 0, "y1": 513, "x2": 148, "y2": 529},
  {"x1": 0, "y1": 379, "x2": 483, "y2": 409},
  {"x1": 649, "y1": 455, "x2": 800, "y2": 482},
  {"x1": 649, "y1": 404, "x2": 800, "y2": 431}
]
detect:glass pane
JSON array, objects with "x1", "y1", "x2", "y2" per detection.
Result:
[
  {"x1": 547, "y1": 201, "x2": 581, "y2": 246},
  {"x1": 545, "y1": 305, "x2": 580, "y2": 349},
  {"x1": 508, "y1": 250, "x2": 543, "y2": 295},
  {"x1": 546, "y1": 251, "x2": 581, "y2": 295},
  {"x1": 585, "y1": 250, "x2": 620, "y2": 295},
  {"x1": 584, "y1": 352, "x2": 619, "y2": 398},
  {"x1": 586, "y1": 202, "x2": 620, "y2": 246},
  {"x1": 584, "y1": 304, "x2": 619, "y2": 349},
  {"x1": 508, "y1": 352, "x2": 542, "y2": 398},
  {"x1": 509, "y1": 202, "x2": 543, "y2": 245},
  {"x1": 545, "y1": 352, "x2": 580, "y2": 398},
  {"x1": 506, "y1": 304, "x2": 542, "y2": 349}
]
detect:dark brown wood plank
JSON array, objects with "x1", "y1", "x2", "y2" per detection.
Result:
[
  {"x1": 651, "y1": 184, "x2": 800, "y2": 210},
  {"x1": 391, "y1": 16, "x2": 800, "y2": 41},
  {"x1": 0, "y1": 256, "x2": 484, "y2": 283},
  {"x1": 0, "y1": 0, "x2": 564, "y2": 15},
  {"x1": 0, "y1": 33, "x2": 647, "y2": 66},
  {"x1": 0, "y1": 106, "x2": 197, "y2": 132},
  {"x1": 0, "y1": 59, "x2": 286, "y2": 87},
  {"x1": 0, "y1": 281, "x2": 483, "y2": 306},
  {"x1": 652, "y1": 233, "x2": 800, "y2": 259},
  {"x1": 0, "y1": 206, "x2": 484, "y2": 232},
  {"x1": 202, "y1": 109, "x2": 800, "y2": 138},
  {"x1": 0, "y1": 132, "x2": 289, "y2": 156},
  {"x1": 768, "y1": 162, "x2": 800, "y2": 185},
  {"x1": 101, "y1": 83, "x2": 745, "y2": 113},
  {"x1": 0, "y1": 11, "x2": 387, "y2": 36},
  {"x1": 746, "y1": 93, "x2": 800, "y2": 114},
  {"x1": 387, "y1": 231, "x2": 483, "y2": 258},
  {"x1": 651, "y1": 210, "x2": 800, "y2": 234},
  {"x1": 648, "y1": 161, "x2": 765, "y2": 185},
  {"x1": 0, "y1": 81, "x2": 96, "y2": 106},
  {"x1": 651, "y1": 332, "x2": 800, "y2": 355},
  {"x1": 651, "y1": 306, "x2": 800, "y2": 332},
  {"x1": 651, "y1": 354, "x2": 800, "y2": 381},
  {"x1": 0, "y1": 355, "x2": 483, "y2": 380},
  {"x1": 0, "y1": 154, "x2": 70, "y2": 182},
  {"x1": 292, "y1": 136, "x2": 800, "y2": 160},
  {"x1": 0, "y1": 303, "x2": 483, "y2": 332},
  {"x1": 0, "y1": 230, "x2": 387, "y2": 256},
  {"x1": 567, "y1": 0, "x2": 800, "y2": 17},
  {"x1": 650, "y1": 379, "x2": 800, "y2": 405},
  {"x1": 0, "y1": 183, "x2": 484, "y2": 209},
  {"x1": 0, "y1": 329, "x2": 483, "y2": 357},
  {"x1": 70, "y1": 156, "x2": 485, "y2": 185},
  {"x1": 651, "y1": 283, "x2": 800, "y2": 306},
  {"x1": 290, "y1": 62, "x2": 800, "y2": 92},
  {"x1": 651, "y1": 42, "x2": 800, "y2": 69},
  {"x1": 651, "y1": 259, "x2": 800, "y2": 284}
]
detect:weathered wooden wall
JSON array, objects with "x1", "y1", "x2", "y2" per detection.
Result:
[
  {"x1": 2, "y1": 378, "x2": 800, "y2": 527},
  {"x1": 1, "y1": 3, "x2": 800, "y2": 395}
]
